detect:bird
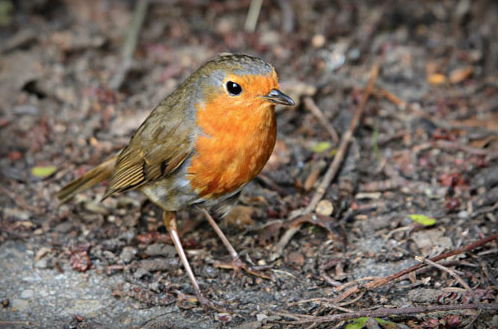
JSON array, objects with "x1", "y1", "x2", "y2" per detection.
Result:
[{"x1": 57, "y1": 53, "x2": 295, "y2": 310}]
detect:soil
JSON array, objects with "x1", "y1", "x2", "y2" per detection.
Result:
[{"x1": 0, "y1": 0, "x2": 498, "y2": 329}]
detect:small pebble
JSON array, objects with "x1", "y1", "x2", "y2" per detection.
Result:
[
  {"x1": 11, "y1": 299, "x2": 29, "y2": 311},
  {"x1": 315, "y1": 199, "x2": 334, "y2": 216},
  {"x1": 119, "y1": 247, "x2": 137, "y2": 263},
  {"x1": 34, "y1": 258, "x2": 48, "y2": 269},
  {"x1": 256, "y1": 313, "x2": 268, "y2": 322},
  {"x1": 145, "y1": 244, "x2": 176, "y2": 257},
  {"x1": 84, "y1": 202, "x2": 109, "y2": 215},
  {"x1": 20, "y1": 289, "x2": 33, "y2": 299},
  {"x1": 215, "y1": 312, "x2": 232, "y2": 322},
  {"x1": 458, "y1": 211, "x2": 469, "y2": 219},
  {"x1": 311, "y1": 34, "x2": 326, "y2": 48}
]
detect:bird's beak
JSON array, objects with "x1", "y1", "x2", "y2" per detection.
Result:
[{"x1": 263, "y1": 89, "x2": 295, "y2": 106}]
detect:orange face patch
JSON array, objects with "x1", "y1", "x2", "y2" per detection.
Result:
[{"x1": 187, "y1": 73, "x2": 278, "y2": 198}]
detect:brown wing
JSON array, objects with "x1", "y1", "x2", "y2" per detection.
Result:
[{"x1": 102, "y1": 102, "x2": 194, "y2": 200}]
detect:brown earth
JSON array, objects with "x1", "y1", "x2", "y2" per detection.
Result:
[{"x1": 0, "y1": 0, "x2": 497, "y2": 329}]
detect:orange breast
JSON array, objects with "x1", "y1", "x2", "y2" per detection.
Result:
[{"x1": 187, "y1": 90, "x2": 277, "y2": 199}]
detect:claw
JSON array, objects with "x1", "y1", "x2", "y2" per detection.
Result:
[
  {"x1": 215, "y1": 256, "x2": 272, "y2": 280},
  {"x1": 196, "y1": 294, "x2": 228, "y2": 314},
  {"x1": 175, "y1": 290, "x2": 228, "y2": 313}
]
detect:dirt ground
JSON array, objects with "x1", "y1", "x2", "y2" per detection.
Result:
[{"x1": 0, "y1": 0, "x2": 498, "y2": 329}]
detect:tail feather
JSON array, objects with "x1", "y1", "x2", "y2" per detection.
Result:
[{"x1": 57, "y1": 156, "x2": 117, "y2": 204}]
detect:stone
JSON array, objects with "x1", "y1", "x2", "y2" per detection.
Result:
[
  {"x1": 145, "y1": 244, "x2": 176, "y2": 257},
  {"x1": 256, "y1": 313, "x2": 268, "y2": 322},
  {"x1": 11, "y1": 299, "x2": 29, "y2": 311},
  {"x1": 20, "y1": 289, "x2": 33, "y2": 299},
  {"x1": 119, "y1": 247, "x2": 137, "y2": 263}
]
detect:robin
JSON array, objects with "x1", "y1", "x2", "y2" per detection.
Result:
[{"x1": 57, "y1": 53, "x2": 295, "y2": 310}]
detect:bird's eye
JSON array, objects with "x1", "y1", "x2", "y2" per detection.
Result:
[{"x1": 226, "y1": 81, "x2": 242, "y2": 96}]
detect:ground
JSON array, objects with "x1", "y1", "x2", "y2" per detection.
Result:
[{"x1": 0, "y1": 0, "x2": 498, "y2": 329}]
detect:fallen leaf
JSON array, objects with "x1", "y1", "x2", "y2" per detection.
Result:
[
  {"x1": 346, "y1": 317, "x2": 368, "y2": 329},
  {"x1": 375, "y1": 318, "x2": 396, "y2": 327},
  {"x1": 427, "y1": 73, "x2": 446, "y2": 85},
  {"x1": 409, "y1": 214, "x2": 436, "y2": 226},
  {"x1": 449, "y1": 66, "x2": 473, "y2": 84},
  {"x1": 311, "y1": 141, "x2": 331, "y2": 153},
  {"x1": 286, "y1": 251, "x2": 305, "y2": 267},
  {"x1": 31, "y1": 165, "x2": 57, "y2": 178}
]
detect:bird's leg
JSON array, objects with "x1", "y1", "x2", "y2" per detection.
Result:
[
  {"x1": 201, "y1": 208, "x2": 271, "y2": 279},
  {"x1": 162, "y1": 211, "x2": 224, "y2": 311}
]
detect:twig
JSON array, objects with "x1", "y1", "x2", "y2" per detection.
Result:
[
  {"x1": 109, "y1": 0, "x2": 149, "y2": 90},
  {"x1": 334, "y1": 276, "x2": 377, "y2": 293},
  {"x1": 332, "y1": 233, "x2": 497, "y2": 303},
  {"x1": 277, "y1": 303, "x2": 497, "y2": 324},
  {"x1": 244, "y1": 0, "x2": 263, "y2": 32},
  {"x1": 319, "y1": 258, "x2": 344, "y2": 287},
  {"x1": 257, "y1": 173, "x2": 288, "y2": 196},
  {"x1": 433, "y1": 140, "x2": 497, "y2": 157},
  {"x1": 463, "y1": 310, "x2": 481, "y2": 329},
  {"x1": 270, "y1": 62, "x2": 380, "y2": 261},
  {"x1": 338, "y1": 291, "x2": 366, "y2": 306},
  {"x1": 415, "y1": 256, "x2": 472, "y2": 293},
  {"x1": 306, "y1": 62, "x2": 379, "y2": 213},
  {"x1": 304, "y1": 97, "x2": 340, "y2": 144},
  {"x1": 290, "y1": 298, "x2": 354, "y2": 313}
]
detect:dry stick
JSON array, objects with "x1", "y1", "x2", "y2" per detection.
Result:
[
  {"x1": 277, "y1": 303, "x2": 497, "y2": 325},
  {"x1": 434, "y1": 139, "x2": 497, "y2": 157},
  {"x1": 306, "y1": 62, "x2": 379, "y2": 214},
  {"x1": 419, "y1": 256, "x2": 483, "y2": 328},
  {"x1": 319, "y1": 258, "x2": 344, "y2": 287},
  {"x1": 463, "y1": 310, "x2": 482, "y2": 329},
  {"x1": 304, "y1": 97, "x2": 340, "y2": 144},
  {"x1": 109, "y1": 0, "x2": 149, "y2": 90},
  {"x1": 415, "y1": 256, "x2": 473, "y2": 293},
  {"x1": 270, "y1": 62, "x2": 380, "y2": 261},
  {"x1": 291, "y1": 298, "x2": 354, "y2": 313},
  {"x1": 244, "y1": 0, "x2": 263, "y2": 32},
  {"x1": 332, "y1": 233, "x2": 498, "y2": 304}
]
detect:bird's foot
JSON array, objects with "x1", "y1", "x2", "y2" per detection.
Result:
[
  {"x1": 176, "y1": 291, "x2": 228, "y2": 313},
  {"x1": 215, "y1": 256, "x2": 272, "y2": 280}
]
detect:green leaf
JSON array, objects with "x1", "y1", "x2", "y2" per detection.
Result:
[
  {"x1": 328, "y1": 148, "x2": 337, "y2": 157},
  {"x1": 311, "y1": 141, "x2": 331, "y2": 153},
  {"x1": 31, "y1": 165, "x2": 57, "y2": 178},
  {"x1": 409, "y1": 214, "x2": 436, "y2": 226},
  {"x1": 345, "y1": 317, "x2": 368, "y2": 329},
  {"x1": 375, "y1": 318, "x2": 395, "y2": 325}
]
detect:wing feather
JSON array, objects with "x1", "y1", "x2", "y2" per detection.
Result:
[{"x1": 102, "y1": 100, "x2": 194, "y2": 200}]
